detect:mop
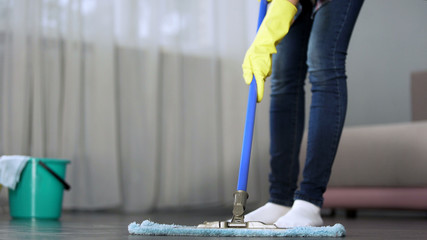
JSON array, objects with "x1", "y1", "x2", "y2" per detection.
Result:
[{"x1": 129, "y1": 0, "x2": 345, "y2": 237}]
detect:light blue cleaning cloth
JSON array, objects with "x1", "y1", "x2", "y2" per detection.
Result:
[
  {"x1": 0, "y1": 155, "x2": 30, "y2": 190},
  {"x1": 128, "y1": 220, "x2": 346, "y2": 237}
]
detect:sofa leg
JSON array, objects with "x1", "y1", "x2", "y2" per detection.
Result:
[
  {"x1": 322, "y1": 208, "x2": 336, "y2": 217},
  {"x1": 329, "y1": 208, "x2": 336, "y2": 217},
  {"x1": 346, "y1": 209, "x2": 358, "y2": 219}
]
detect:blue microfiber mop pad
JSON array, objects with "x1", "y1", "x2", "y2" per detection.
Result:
[{"x1": 128, "y1": 220, "x2": 346, "y2": 237}]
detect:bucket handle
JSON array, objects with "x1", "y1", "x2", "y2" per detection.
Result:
[{"x1": 38, "y1": 161, "x2": 71, "y2": 191}]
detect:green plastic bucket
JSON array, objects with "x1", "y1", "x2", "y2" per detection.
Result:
[{"x1": 8, "y1": 158, "x2": 70, "y2": 219}]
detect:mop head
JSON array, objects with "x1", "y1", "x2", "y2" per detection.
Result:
[{"x1": 128, "y1": 220, "x2": 346, "y2": 237}]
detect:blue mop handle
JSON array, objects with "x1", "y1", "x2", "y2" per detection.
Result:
[{"x1": 237, "y1": 0, "x2": 268, "y2": 192}]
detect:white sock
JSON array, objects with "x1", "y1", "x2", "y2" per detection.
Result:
[
  {"x1": 243, "y1": 202, "x2": 291, "y2": 224},
  {"x1": 274, "y1": 200, "x2": 323, "y2": 228}
]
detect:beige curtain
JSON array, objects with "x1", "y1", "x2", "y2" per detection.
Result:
[{"x1": 0, "y1": 0, "x2": 271, "y2": 212}]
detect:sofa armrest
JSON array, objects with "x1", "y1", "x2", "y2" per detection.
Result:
[{"x1": 299, "y1": 121, "x2": 427, "y2": 188}]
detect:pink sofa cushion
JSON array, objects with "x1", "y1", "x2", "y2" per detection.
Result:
[{"x1": 323, "y1": 187, "x2": 427, "y2": 210}]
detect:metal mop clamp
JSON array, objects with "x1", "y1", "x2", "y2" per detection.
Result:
[{"x1": 198, "y1": 0, "x2": 278, "y2": 229}]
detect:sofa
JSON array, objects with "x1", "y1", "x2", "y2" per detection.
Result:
[
  {"x1": 298, "y1": 72, "x2": 427, "y2": 216},
  {"x1": 316, "y1": 121, "x2": 427, "y2": 214},
  {"x1": 299, "y1": 121, "x2": 427, "y2": 216}
]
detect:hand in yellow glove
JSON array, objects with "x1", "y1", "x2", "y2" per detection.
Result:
[{"x1": 242, "y1": 0, "x2": 297, "y2": 102}]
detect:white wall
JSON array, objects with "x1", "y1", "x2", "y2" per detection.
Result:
[{"x1": 344, "y1": 0, "x2": 427, "y2": 126}]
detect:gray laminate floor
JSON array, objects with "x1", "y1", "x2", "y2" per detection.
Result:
[{"x1": 0, "y1": 207, "x2": 426, "y2": 239}]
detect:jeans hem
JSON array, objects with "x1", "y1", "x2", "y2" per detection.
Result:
[
  {"x1": 294, "y1": 193, "x2": 323, "y2": 208},
  {"x1": 268, "y1": 198, "x2": 294, "y2": 208}
]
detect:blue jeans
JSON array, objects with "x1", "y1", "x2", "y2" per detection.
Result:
[{"x1": 268, "y1": 0, "x2": 364, "y2": 208}]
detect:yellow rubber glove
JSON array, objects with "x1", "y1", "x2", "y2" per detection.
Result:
[{"x1": 242, "y1": 0, "x2": 297, "y2": 102}]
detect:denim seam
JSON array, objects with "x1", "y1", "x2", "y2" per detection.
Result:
[
  {"x1": 332, "y1": 0, "x2": 352, "y2": 70},
  {"x1": 325, "y1": 0, "x2": 352, "y2": 186},
  {"x1": 288, "y1": 15, "x2": 311, "y2": 195}
]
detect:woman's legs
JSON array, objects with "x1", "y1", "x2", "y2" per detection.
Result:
[
  {"x1": 275, "y1": 0, "x2": 364, "y2": 228},
  {"x1": 245, "y1": 0, "x2": 364, "y2": 227},
  {"x1": 295, "y1": 0, "x2": 364, "y2": 208}
]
